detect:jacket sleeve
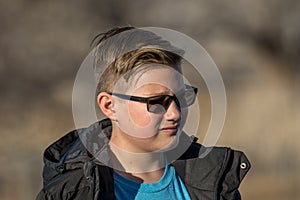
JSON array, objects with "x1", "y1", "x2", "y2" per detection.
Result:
[
  {"x1": 36, "y1": 189, "x2": 54, "y2": 200},
  {"x1": 219, "y1": 149, "x2": 251, "y2": 200}
]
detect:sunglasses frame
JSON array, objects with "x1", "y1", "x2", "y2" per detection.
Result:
[{"x1": 107, "y1": 85, "x2": 198, "y2": 113}]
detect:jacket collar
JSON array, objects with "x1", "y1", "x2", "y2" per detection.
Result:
[{"x1": 42, "y1": 118, "x2": 198, "y2": 185}]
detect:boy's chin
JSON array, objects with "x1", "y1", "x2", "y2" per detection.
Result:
[{"x1": 156, "y1": 135, "x2": 179, "y2": 153}]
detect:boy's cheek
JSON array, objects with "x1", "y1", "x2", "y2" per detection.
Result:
[
  {"x1": 114, "y1": 101, "x2": 162, "y2": 138},
  {"x1": 128, "y1": 101, "x2": 152, "y2": 127},
  {"x1": 180, "y1": 108, "x2": 188, "y2": 127}
]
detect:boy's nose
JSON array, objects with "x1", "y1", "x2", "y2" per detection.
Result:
[{"x1": 165, "y1": 101, "x2": 181, "y2": 121}]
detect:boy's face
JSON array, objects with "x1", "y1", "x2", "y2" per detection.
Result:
[{"x1": 112, "y1": 65, "x2": 188, "y2": 152}]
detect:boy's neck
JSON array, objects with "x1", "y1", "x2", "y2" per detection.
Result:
[
  {"x1": 115, "y1": 168, "x2": 165, "y2": 184},
  {"x1": 108, "y1": 124, "x2": 167, "y2": 183},
  {"x1": 108, "y1": 141, "x2": 167, "y2": 174}
]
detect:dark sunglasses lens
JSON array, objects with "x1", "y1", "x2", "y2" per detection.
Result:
[
  {"x1": 184, "y1": 89, "x2": 196, "y2": 106},
  {"x1": 176, "y1": 88, "x2": 196, "y2": 107},
  {"x1": 148, "y1": 96, "x2": 172, "y2": 113}
]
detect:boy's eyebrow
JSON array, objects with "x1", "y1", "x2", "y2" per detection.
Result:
[
  {"x1": 142, "y1": 88, "x2": 185, "y2": 96},
  {"x1": 142, "y1": 91, "x2": 170, "y2": 96}
]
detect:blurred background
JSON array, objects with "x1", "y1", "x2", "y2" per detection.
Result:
[{"x1": 0, "y1": 0, "x2": 299, "y2": 199}]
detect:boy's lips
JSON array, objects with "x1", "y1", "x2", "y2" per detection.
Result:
[{"x1": 160, "y1": 126, "x2": 179, "y2": 134}]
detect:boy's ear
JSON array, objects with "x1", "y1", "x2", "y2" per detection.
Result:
[{"x1": 97, "y1": 92, "x2": 117, "y2": 121}]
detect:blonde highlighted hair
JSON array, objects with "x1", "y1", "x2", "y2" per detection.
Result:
[{"x1": 92, "y1": 27, "x2": 184, "y2": 94}]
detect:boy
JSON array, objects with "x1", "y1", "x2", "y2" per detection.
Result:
[{"x1": 37, "y1": 26, "x2": 250, "y2": 199}]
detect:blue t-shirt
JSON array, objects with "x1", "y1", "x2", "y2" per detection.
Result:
[{"x1": 114, "y1": 165, "x2": 191, "y2": 200}]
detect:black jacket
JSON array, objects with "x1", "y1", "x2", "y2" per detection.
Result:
[{"x1": 37, "y1": 119, "x2": 250, "y2": 200}]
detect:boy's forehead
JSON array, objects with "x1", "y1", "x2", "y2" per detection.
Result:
[
  {"x1": 126, "y1": 65, "x2": 184, "y2": 93},
  {"x1": 112, "y1": 63, "x2": 185, "y2": 95}
]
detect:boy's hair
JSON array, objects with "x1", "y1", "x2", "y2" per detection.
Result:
[{"x1": 92, "y1": 26, "x2": 185, "y2": 94}]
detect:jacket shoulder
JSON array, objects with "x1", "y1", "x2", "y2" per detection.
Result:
[
  {"x1": 36, "y1": 164, "x2": 92, "y2": 200},
  {"x1": 214, "y1": 147, "x2": 250, "y2": 199},
  {"x1": 174, "y1": 143, "x2": 251, "y2": 200},
  {"x1": 37, "y1": 128, "x2": 93, "y2": 200}
]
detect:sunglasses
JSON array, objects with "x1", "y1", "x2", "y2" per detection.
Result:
[{"x1": 108, "y1": 85, "x2": 198, "y2": 114}]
